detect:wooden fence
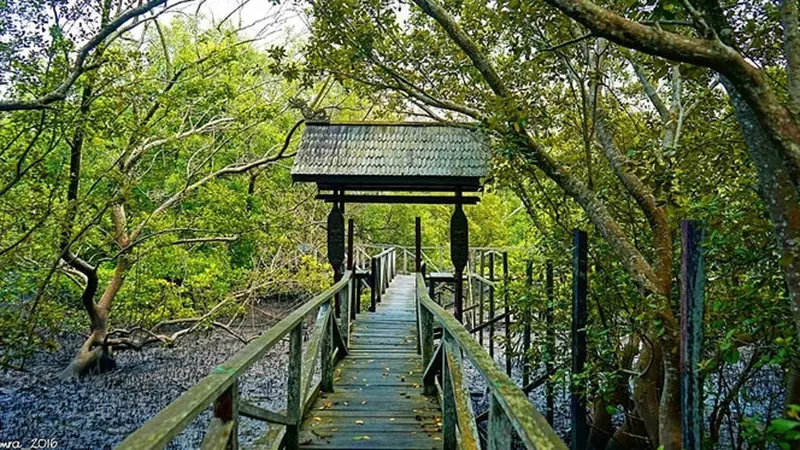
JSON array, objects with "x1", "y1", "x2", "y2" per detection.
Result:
[
  {"x1": 415, "y1": 272, "x2": 567, "y2": 450},
  {"x1": 116, "y1": 246, "x2": 398, "y2": 450}
]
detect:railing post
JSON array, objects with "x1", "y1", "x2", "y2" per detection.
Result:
[
  {"x1": 441, "y1": 331, "x2": 457, "y2": 450},
  {"x1": 545, "y1": 259, "x2": 555, "y2": 426},
  {"x1": 571, "y1": 229, "x2": 588, "y2": 450},
  {"x1": 488, "y1": 392, "x2": 512, "y2": 450},
  {"x1": 370, "y1": 257, "x2": 377, "y2": 312},
  {"x1": 523, "y1": 260, "x2": 533, "y2": 387},
  {"x1": 488, "y1": 252, "x2": 495, "y2": 359},
  {"x1": 681, "y1": 220, "x2": 705, "y2": 450},
  {"x1": 377, "y1": 258, "x2": 383, "y2": 302},
  {"x1": 356, "y1": 273, "x2": 362, "y2": 315},
  {"x1": 479, "y1": 252, "x2": 485, "y2": 346},
  {"x1": 286, "y1": 325, "x2": 302, "y2": 450},
  {"x1": 209, "y1": 380, "x2": 239, "y2": 450},
  {"x1": 340, "y1": 281, "x2": 350, "y2": 346},
  {"x1": 322, "y1": 301, "x2": 334, "y2": 392},
  {"x1": 420, "y1": 308, "x2": 435, "y2": 396},
  {"x1": 503, "y1": 251, "x2": 511, "y2": 376}
]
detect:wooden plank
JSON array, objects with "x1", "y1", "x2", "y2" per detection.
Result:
[
  {"x1": 116, "y1": 272, "x2": 353, "y2": 450},
  {"x1": 295, "y1": 275, "x2": 442, "y2": 450},
  {"x1": 239, "y1": 402, "x2": 292, "y2": 425},
  {"x1": 201, "y1": 418, "x2": 234, "y2": 450}
]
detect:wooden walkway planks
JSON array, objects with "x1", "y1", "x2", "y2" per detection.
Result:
[{"x1": 298, "y1": 275, "x2": 443, "y2": 450}]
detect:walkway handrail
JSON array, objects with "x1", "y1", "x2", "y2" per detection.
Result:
[
  {"x1": 415, "y1": 273, "x2": 566, "y2": 450},
  {"x1": 117, "y1": 271, "x2": 354, "y2": 450},
  {"x1": 368, "y1": 247, "x2": 396, "y2": 311}
]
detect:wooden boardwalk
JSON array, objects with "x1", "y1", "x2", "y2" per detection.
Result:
[{"x1": 298, "y1": 275, "x2": 443, "y2": 449}]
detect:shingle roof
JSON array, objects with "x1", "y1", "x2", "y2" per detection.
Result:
[{"x1": 291, "y1": 122, "x2": 490, "y2": 182}]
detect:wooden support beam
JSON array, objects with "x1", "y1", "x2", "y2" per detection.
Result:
[
  {"x1": 488, "y1": 252, "x2": 495, "y2": 359},
  {"x1": 488, "y1": 393, "x2": 512, "y2": 450},
  {"x1": 545, "y1": 259, "x2": 555, "y2": 426},
  {"x1": 369, "y1": 257, "x2": 377, "y2": 312},
  {"x1": 415, "y1": 217, "x2": 422, "y2": 272},
  {"x1": 285, "y1": 326, "x2": 302, "y2": 450},
  {"x1": 238, "y1": 402, "x2": 292, "y2": 425},
  {"x1": 571, "y1": 229, "x2": 588, "y2": 450},
  {"x1": 208, "y1": 379, "x2": 238, "y2": 450},
  {"x1": 315, "y1": 193, "x2": 480, "y2": 204},
  {"x1": 681, "y1": 220, "x2": 705, "y2": 450},
  {"x1": 442, "y1": 332, "x2": 457, "y2": 450},
  {"x1": 523, "y1": 260, "x2": 533, "y2": 387},
  {"x1": 502, "y1": 251, "x2": 511, "y2": 376}
]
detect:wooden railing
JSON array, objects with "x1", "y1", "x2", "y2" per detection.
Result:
[
  {"x1": 415, "y1": 272, "x2": 567, "y2": 450},
  {"x1": 116, "y1": 272, "x2": 356, "y2": 450},
  {"x1": 367, "y1": 247, "x2": 396, "y2": 311}
]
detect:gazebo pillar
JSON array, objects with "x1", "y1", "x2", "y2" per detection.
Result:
[
  {"x1": 327, "y1": 199, "x2": 345, "y2": 317},
  {"x1": 450, "y1": 192, "x2": 468, "y2": 322}
]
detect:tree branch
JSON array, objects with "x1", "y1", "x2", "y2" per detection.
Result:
[{"x1": 0, "y1": 0, "x2": 172, "y2": 112}]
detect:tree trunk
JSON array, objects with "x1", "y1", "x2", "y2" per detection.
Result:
[{"x1": 60, "y1": 256, "x2": 129, "y2": 378}]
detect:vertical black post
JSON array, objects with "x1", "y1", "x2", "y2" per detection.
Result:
[
  {"x1": 327, "y1": 203, "x2": 345, "y2": 318},
  {"x1": 369, "y1": 257, "x2": 377, "y2": 312},
  {"x1": 488, "y1": 252, "x2": 495, "y2": 358},
  {"x1": 347, "y1": 219, "x2": 355, "y2": 320},
  {"x1": 571, "y1": 229, "x2": 588, "y2": 450},
  {"x1": 523, "y1": 260, "x2": 533, "y2": 387},
  {"x1": 503, "y1": 251, "x2": 511, "y2": 376},
  {"x1": 355, "y1": 274, "x2": 362, "y2": 314},
  {"x1": 681, "y1": 220, "x2": 705, "y2": 450},
  {"x1": 545, "y1": 259, "x2": 555, "y2": 426},
  {"x1": 479, "y1": 252, "x2": 485, "y2": 346},
  {"x1": 377, "y1": 258, "x2": 382, "y2": 303},
  {"x1": 450, "y1": 198, "x2": 468, "y2": 323}
]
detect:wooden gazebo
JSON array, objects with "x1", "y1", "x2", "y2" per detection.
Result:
[{"x1": 291, "y1": 120, "x2": 490, "y2": 320}]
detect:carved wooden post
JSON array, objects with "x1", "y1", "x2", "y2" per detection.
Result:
[
  {"x1": 327, "y1": 203, "x2": 345, "y2": 317},
  {"x1": 523, "y1": 260, "x2": 533, "y2": 387},
  {"x1": 571, "y1": 229, "x2": 588, "y2": 450},
  {"x1": 286, "y1": 325, "x2": 302, "y2": 450},
  {"x1": 450, "y1": 201, "x2": 468, "y2": 322},
  {"x1": 503, "y1": 251, "x2": 511, "y2": 376},
  {"x1": 488, "y1": 252, "x2": 495, "y2": 358},
  {"x1": 545, "y1": 259, "x2": 555, "y2": 426},
  {"x1": 681, "y1": 220, "x2": 705, "y2": 450}
]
